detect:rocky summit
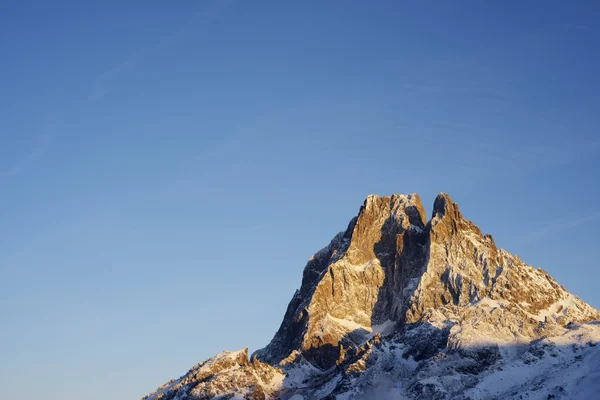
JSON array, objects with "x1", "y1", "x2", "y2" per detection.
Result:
[{"x1": 143, "y1": 193, "x2": 600, "y2": 400}]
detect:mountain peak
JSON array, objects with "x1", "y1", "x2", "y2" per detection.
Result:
[
  {"x1": 144, "y1": 192, "x2": 600, "y2": 400},
  {"x1": 361, "y1": 193, "x2": 426, "y2": 226},
  {"x1": 431, "y1": 192, "x2": 456, "y2": 218},
  {"x1": 254, "y1": 192, "x2": 599, "y2": 368}
]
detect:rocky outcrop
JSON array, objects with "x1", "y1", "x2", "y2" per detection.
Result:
[
  {"x1": 255, "y1": 192, "x2": 599, "y2": 369},
  {"x1": 143, "y1": 349, "x2": 285, "y2": 400},
  {"x1": 255, "y1": 193, "x2": 429, "y2": 368},
  {"x1": 255, "y1": 194, "x2": 426, "y2": 368},
  {"x1": 143, "y1": 192, "x2": 600, "y2": 400}
]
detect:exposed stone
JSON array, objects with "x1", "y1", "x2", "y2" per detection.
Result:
[
  {"x1": 144, "y1": 192, "x2": 600, "y2": 400},
  {"x1": 255, "y1": 192, "x2": 599, "y2": 370}
]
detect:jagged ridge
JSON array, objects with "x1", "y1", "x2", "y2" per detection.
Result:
[{"x1": 143, "y1": 193, "x2": 600, "y2": 400}]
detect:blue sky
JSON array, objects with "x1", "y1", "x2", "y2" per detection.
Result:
[{"x1": 1, "y1": 1, "x2": 599, "y2": 399}]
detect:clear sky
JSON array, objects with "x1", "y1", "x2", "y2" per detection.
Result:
[{"x1": 1, "y1": 1, "x2": 599, "y2": 399}]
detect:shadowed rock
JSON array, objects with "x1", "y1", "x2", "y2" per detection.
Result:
[{"x1": 144, "y1": 192, "x2": 600, "y2": 400}]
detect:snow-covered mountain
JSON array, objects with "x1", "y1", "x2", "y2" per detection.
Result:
[{"x1": 143, "y1": 193, "x2": 600, "y2": 400}]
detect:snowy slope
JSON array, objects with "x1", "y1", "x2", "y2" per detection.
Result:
[{"x1": 142, "y1": 193, "x2": 600, "y2": 400}]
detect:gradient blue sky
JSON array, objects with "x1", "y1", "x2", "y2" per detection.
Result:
[{"x1": 1, "y1": 1, "x2": 599, "y2": 399}]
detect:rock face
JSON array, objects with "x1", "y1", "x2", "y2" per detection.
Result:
[
  {"x1": 255, "y1": 193, "x2": 429, "y2": 369},
  {"x1": 142, "y1": 349, "x2": 286, "y2": 400},
  {"x1": 143, "y1": 193, "x2": 600, "y2": 400}
]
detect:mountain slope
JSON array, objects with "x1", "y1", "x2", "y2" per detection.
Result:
[{"x1": 143, "y1": 193, "x2": 600, "y2": 400}]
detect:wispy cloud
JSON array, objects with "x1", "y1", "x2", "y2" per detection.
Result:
[
  {"x1": 2, "y1": 0, "x2": 228, "y2": 178},
  {"x1": 401, "y1": 81, "x2": 492, "y2": 95},
  {"x1": 3, "y1": 133, "x2": 54, "y2": 177},
  {"x1": 86, "y1": 22, "x2": 194, "y2": 102},
  {"x1": 518, "y1": 211, "x2": 600, "y2": 244},
  {"x1": 426, "y1": 113, "x2": 600, "y2": 176}
]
